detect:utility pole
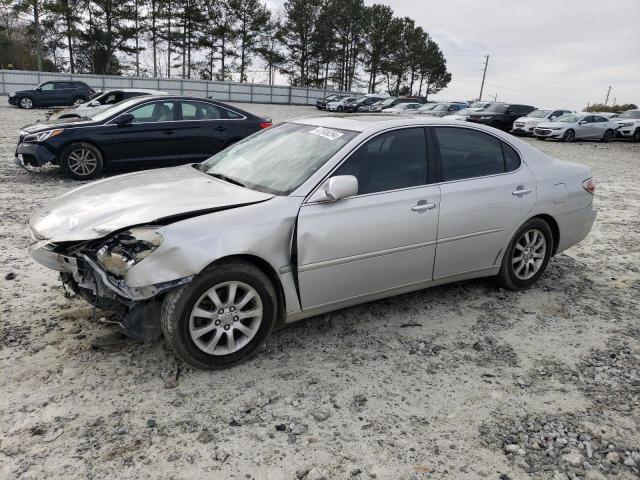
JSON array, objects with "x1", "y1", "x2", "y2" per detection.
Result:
[
  {"x1": 33, "y1": 0, "x2": 43, "y2": 71},
  {"x1": 479, "y1": 54, "x2": 489, "y2": 101},
  {"x1": 604, "y1": 86, "x2": 611, "y2": 106}
]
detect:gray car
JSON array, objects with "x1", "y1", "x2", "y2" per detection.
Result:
[
  {"x1": 29, "y1": 116, "x2": 596, "y2": 369},
  {"x1": 534, "y1": 112, "x2": 618, "y2": 142}
]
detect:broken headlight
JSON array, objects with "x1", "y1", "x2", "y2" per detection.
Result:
[{"x1": 96, "y1": 227, "x2": 163, "y2": 277}]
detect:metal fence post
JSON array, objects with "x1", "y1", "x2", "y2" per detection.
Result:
[
  {"x1": 288, "y1": 86, "x2": 292, "y2": 105},
  {"x1": 250, "y1": 83, "x2": 254, "y2": 103}
]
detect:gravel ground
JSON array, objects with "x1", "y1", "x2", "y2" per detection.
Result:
[{"x1": 0, "y1": 103, "x2": 638, "y2": 480}]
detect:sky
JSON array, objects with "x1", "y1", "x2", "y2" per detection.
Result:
[{"x1": 266, "y1": 0, "x2": 640, "y2": 109}]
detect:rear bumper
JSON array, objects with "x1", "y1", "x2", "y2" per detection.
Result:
[
  {"x1": 555, "y1": 204, "x2": 596, "y2": 253},
  {"x1": 15, "y1": 142, "x2": 57, "y2": 167}
]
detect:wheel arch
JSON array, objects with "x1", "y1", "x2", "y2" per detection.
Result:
[
  {"x1": 530, "y1": 213, "x2": 560, "y2": 255},
  {"x1": 57, "y1": 139, "x2": 106, "y2": 165},
  {"x1": 206, "y1": 253, "x2": 287, "y2": 329}
]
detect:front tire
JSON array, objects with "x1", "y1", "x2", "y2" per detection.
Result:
[
  {"x1": 497, "y1": 218, "x2": 553, "y2": 290},
  {"x1": 562, "y1": 129, "x2": 575, "y2": 142},
  {"x1": 633, "y1": 128, "x2": 640, "y2": 143},
  {"x1": 59, "y1": 142, "x2": 104, "y2": 180},
  {"x1": 19, "y1": 97, "x2": 34, "y2": 109},
  {"x1": 161, "y1": 260, "x2": 277, "y2": 370}
]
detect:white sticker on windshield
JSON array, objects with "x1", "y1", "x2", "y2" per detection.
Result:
[{"x1": 309, "y1": 126, "x2": 344, "y2": 141}]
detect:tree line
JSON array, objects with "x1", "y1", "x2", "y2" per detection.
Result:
[
  {"x1": 584, "y1": 103, "x2": 637, "y2": 114},
  {"x1": 0, "y1": 0, "x2": 451, "y2": 96}
]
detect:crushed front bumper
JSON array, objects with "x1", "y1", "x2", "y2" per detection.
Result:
[
  {"x1": 30, "y1": 241, "x2": 192, "y2": 341},
  {"x1": 15, "y1": 142, "x2": 57, "y2": 167}
]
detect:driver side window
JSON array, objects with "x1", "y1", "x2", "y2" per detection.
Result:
[
  {"x1": 128, "y1": 101, "x2": 176, "y2": 123},
  {"x1": 40, "y1": 83, "x2": 55, "y2": 91},
  {"x1": 332, "y1": 128, "x2": 428, "y2": 195}
]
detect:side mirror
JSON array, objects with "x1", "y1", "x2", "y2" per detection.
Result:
[
  {"x1": 113, "y1": 113, "x2": 134, "y2": 126},
  {"x1": 578, "y1": 120, "x2": 587, "y2": 125},
  {"x1": 88, "y1": 100, "x2": 100, "y2": 107},
  {"x1": 311, "y1": 175, "x2": 358, "y2": 202}
]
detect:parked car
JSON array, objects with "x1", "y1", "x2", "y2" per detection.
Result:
[
  {"x1": 614, "y1": 110, "x2": 640, "y2": 142},
  {"x1": 421, "y1": 102, "x2": 468, "y2": 117},
  {"x1": 442, "y1": 107, "x2": 478, "y2": 121},
  {"x1": 533, "y1": 112, "x2": 618, "y2": 142},
  {"x1": 46, "y1": 89, "x2": 168, "y2": 120},
  {"x1": 15, "y1": 96, "x2": 272, "y2": 180},
  {"x1": 467, "y1": 103, "x2": 536, "y2": 131},
  {"x1": 316, "y1": 94, "x2": 350, "y2": 110},
  {"x1": 29, "y1": 115, "x2": 596, "y2": 369},
  {"x1": 8, "y1": 81, "x2": 95, "y2": 109},
  {"x1": 326, "y1": 96, "x2": 357, "y2": 112},
  {"x1": 511, "y1": 109, "x2": 574, "y2": 136},
  {"x1": 344, "y1": 94, "x2": 389, "y2": 113},
  {"x1": 370, "y1": 96, "x2": 425, "y2": 112},
  {"x1": 382, "y1": 102, "x2": 423, "y2": 114},
  {"x1": 414, "y1": 103, "x2": 438, "y2": 115}
]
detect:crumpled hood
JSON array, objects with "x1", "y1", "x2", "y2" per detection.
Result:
[
  {"x1": 537, "y1": 121, "x2": 572, "y2": 129},
  {"x1": 30, "y1": 165, "x2": 274, "y2": 242},
  {"x1": 21, "y1": 116, "x2": 97, "y2": 133}
]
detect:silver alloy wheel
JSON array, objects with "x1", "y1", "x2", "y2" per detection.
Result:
[
  {"x1": 20, "y1": 98, "x2": 33, "y2": 109},
  {"x1": 189, "y1": 281, "x2": 263, "y2": 356},
  {"x1": 512, "y1": 228, "x2": 546, "y2": 280},
  {"x1": 564, "y1": 130, "x2": 575, "y2": 142},
  {"x1": 67, "y1": 149, "x2": 98, "y2": 176}
]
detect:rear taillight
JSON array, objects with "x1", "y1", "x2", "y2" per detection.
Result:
[
  {"x1": 582, "y1": 178, "x2": 595, "y2": 194},
  {"x1": 259, "y1": 122, "x2": 272, "y2": 129}
]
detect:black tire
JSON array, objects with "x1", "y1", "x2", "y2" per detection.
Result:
[
  {"x1": 633, "y1": 128, "x2": 640, "y2": 143},
  {"x1": 161, "y1": 260, "x2": 277, "y2": 370},
  {"x1": 59, "y1": 142, "x2": 104, "y2": 180},
  {"x1": 72, "y1": 96, "x2": 87, "y2": 106},
  {"x1": 562, "y1": 129, "x2": 575, "y2": 142},
  {"x1": 496, "y1": 218, "x2": 553, "y2": 290},
  {"x1": 18, "y1": 96, "x2": 34, "y2": 109},
  {"x1": 601, "y1": 129, "x2": 614, "y2": 143}
]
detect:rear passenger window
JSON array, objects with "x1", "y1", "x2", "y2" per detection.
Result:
[
  {"x1": 333, "y1": 127, "x2": 428, "y2": 195},
  {"x1": 434, "y1": 127, "x2": 520, "y2": 181},
  {"x1": 181, "y1": 101, "x2": 223, "y2": 120},
  {"x1": 501, "y1": 142, "x2": 521, "y2": 172}
]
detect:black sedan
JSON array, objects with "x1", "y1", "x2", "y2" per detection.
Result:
[{"x1": 15, "y1": 96, "x2": 272, "y2": 180}]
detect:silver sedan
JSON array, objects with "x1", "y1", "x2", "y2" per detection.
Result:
[
  {"x1": 534, "y1": 112, "x2": 618, "y2": 142},
  {"x1": 29, "y1": 116, "x2": 596, "y2": 369}
]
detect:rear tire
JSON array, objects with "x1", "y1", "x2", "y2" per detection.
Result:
[
  {"x1": 19, "y1": 97, "x2": 34, "y2": 109},
  {"x1": 562, "y1": 129, "x2": 575, "y2": 142},
  {"x1": 337, "y1": 106, "x2": 344, "y2": 112},
  {"x1": 601, "y1": 129, "x2": 613, "y2": 143},
  {"x1": 496, "y1": 218, "x2": 553, "y2": 290},
  {"x1": 59, "y1": 142, "x2": 104, "y2": 180},
  {"x1": 161, "y1": 260, "x2": 277, "y2": 370}
]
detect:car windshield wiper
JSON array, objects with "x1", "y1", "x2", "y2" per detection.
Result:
[{"x1": 207, "y1": 171, "x2": 246, "y2": 188}]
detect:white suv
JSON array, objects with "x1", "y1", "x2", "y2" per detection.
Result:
[
  {"x1": 615, "y1": 110, "x2": 640, "y2": 142},
  {"x1": 512, "y1": 109, "x2": 573, "y2": 136},
  {"x1": 326, "y1": 96, "x2": 357, "y2": 112}
]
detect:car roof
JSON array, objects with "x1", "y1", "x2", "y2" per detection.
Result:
[{"x1": 292, "y1": 114, "x2": 497, "y2": 133}]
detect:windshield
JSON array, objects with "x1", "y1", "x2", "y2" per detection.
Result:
[
  {"x1": 484, "y1": 104, "x2": 509, "y2": 113},
  {"x1": 380, "y1": 98, "x2": 397, "y2": 106},
  {"x1": 554, "y1": 114, "x2": 580, "y2": 123},
  {"x1": 433, "y1": 103, "x2": 451, "y2": 111},
  {"x1": 199, "y1": 123, "x2": 358, "y2": 195},
  {"x1": 417, "y1": 104, "x2": 436, "y2": 111},
  {"x1": 88, "y1": 91, "x2": 104, "y2": 101},
  {"x1": 527, "y1": 109, "x2": 551, "y2": 118},
  {"x1": 454, "y1": 108, "x2": 473, "y2": 115},
  {"x1": 469, "y1": 101, "x2": 487, "y2": 109},
  {"x1": 89, "y1": 97, "x2": 143, "y2": 121},
  {"x1": 619, "y1": 110, "x2": 640, "y2": 119}
]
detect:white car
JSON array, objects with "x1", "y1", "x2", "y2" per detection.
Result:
[
  {"x1": 46, "y1": 89, "x2": 168, "y2": 120},
  {"x1": 614, "y1": 110, "x2": 640, "y2": 142},
  {"x1": 326, "y1": 97, "x2": 357, "y2": 112},
  {"x1": 383, "y1": 103, "x2": 423, "y2": 114},
  {"x1": 512, "y1": 109, "x2": 573, "y2": 136},
  {"x1": 443, "y1": 108, "x2": 480, "y2": 121},
  {"x1": 534, "y1": 112, "x2": 618, "y2": 142},
  {"x1": 468, "y1": 101, "x2": 495, "y2": 110}
]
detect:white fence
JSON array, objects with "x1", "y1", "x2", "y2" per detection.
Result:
[{"x1": 0, "y1": 70, "x2": 350, "y2": 105}]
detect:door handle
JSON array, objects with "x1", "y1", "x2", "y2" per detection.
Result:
[
  {"x1": 163, "y1": 129, "x2": 176, "y2": 135},
  {"x1": 213, "y1": 126, "x2": 228, "y2": 132},
  {"x1": 512, "y1": 188, "x2": 532, "y2": 196},
  {"x1": 411, "y1": 201, "x2": 437, "y2": 212}
]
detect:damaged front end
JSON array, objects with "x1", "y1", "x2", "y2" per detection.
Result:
[{"x1": 30, "y1": 227, "x2": 192, "y2": 342}]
